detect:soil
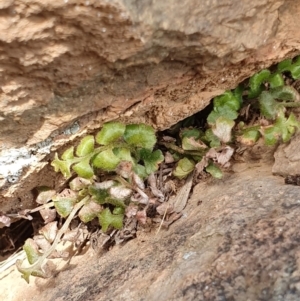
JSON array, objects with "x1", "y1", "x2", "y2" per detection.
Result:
[{"x1": 2, "y1": 162, "x2": 300, "y2": 301}]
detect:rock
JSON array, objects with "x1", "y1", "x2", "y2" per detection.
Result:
[
  {"x1": 3, "y1": 164, "x2": 300, "y2": 301},
  {"x1": 2, "y1": 1, "x2": 300, "y2": 298},
  {"x1": 273, "y1": 133, "x2": 300, "y2": 176},
  {"x1": 1, "y1": 0, "x2": 291, "y2": 150},
  {"x1": 1, "y1": 0, "x2": 300, "y2": 235},
  {"x1": 0, "y1": 0, "x2": 298, "y2": 211}
]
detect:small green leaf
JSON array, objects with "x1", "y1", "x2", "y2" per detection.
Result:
[
  {"x1": 277, "y1": 59, "x2": 292, "y2": 73},
  {"x1": 286, "y1": 113, "x2": 300, "y2": 134},
  {"x1": 51, "y1": 153, "x2": 73, "y2": 178},
  {"x1": 204, "y1": 129, "x2": 221, "y2": 148},
  {"x1": 72, "y1": 157, "x2": 94, "y2": 178},
  {"x1": 291, "y1": 57, "x2": 300, "y2": 79},
  {"x1": 76, "y1": 135, "x2": 95, "y2": 156},
  {"x1": 261, "y1": 125, "x2": 281, "y2": 146},
  {"x1": 261, "y1": 110, "x2": 293, "y2": 145},
  {"x1": 214, "y1": 91, "x2": 241, "y2": 111},
  {"x1": 281, "y1": 127, "x2": 293, "y2": 143},
  {"x1": 270, "y1": 86, "x2": 299, "y2": 102},
  {"x1": 53, "y1": 192, "x2": 77, "y2": 218},
  {"x1": 113, "y1": 147, "x2": 134, "y2": 163},
  {"x1": 182, "y1": 136, "x2": 208, "y2": 151},
  {"x1": 106, "y1": 197, "x2": 126, "y2": 209},
  {"x1": 218, "y1": 105, "x2": 239, "y2": 120},
  {"x1": 92, "y1": 149, "x2": 121, "y2": 171},
  {"x1": 69, "y1": 177, "x2": 92, "y2": 191},
  {"x1": 259, "y1": 91, "x2": 279, "y2": 119},
  {"x1": 207, "y1": 105, "x2": 238, "y2": 124},
  {"x1": 233, "y1": 85, "x2": 244, "y2": 106},
  {"x1": 206, "y1": 163, "x2": 223, "y2": 179},
  {"x1": 290, "y1": 64, "x2": 300, "y2": 79},
  {"x1": 212, "y1": 117, "x2": 235, "y2": 143},
  {"x1": 207, "y1": 110, "x2": 221, "y2": 125},
  {"x1": 98, "y1": 208, "x2": 124, "y2": 232},
  {"x1": 95, "y1": 122, "x2": 126, "y2": 145},
  {"x1": 277, "y1": 58, "x2": 300, "y2": 79},
  {"x1": 124, "y1": 124, "x2": 157, "y2": 149},
  {"x1": 89, "y1": 186, "x2": 110, "y2": 204},
  {"x1": 23, "y1": 239, "x2": 42, "y2": 265},
  {"x1": 139, "y1": 148, "x2": 164, "y2": 175},
  {"x1": 268, "y1": 73, "x2": 284, "y2": 88},
  {"x1": 273, "y1": 111, "x2": 300, "y2": 143},
  {"x1": 248, "y1": 69, "x2": 270, "y2": 98},
  {"x1": 180, "y1": 128, "x2": 201, "y2": 140},
  {"x1": 173, "y1": 157, "x2": 195, "y2": 179},
  {"x1": 237, "y1": 121, "x2": 245, "y2": 130},
  {"x1": 181, "y1": 128, "x2": 207, "y2": 151},
  {"x1": 78, "y1": 200, "x2": 102, "y2": 223},
  {"x1": 113, "y1": 207, "x2": 125, "y2": 215},
  {"x1": 133, "y1": 164, "x2": 148, "y2": 179},
  {"x1": 238, "y1": 127, "x2": 261, "y2": 145},
  {"x1": 61, "y1": 146, "x2": 74, "y2": 160},
  {"x1": 16, "y1": 259, "x2": 48, "y2": 284}
]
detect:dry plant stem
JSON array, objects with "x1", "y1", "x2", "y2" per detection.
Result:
[
  {"x1": 160, "y1": 141, "x2": 206, "y2": 157},
  {"x1": 113, "y1": 175, "x2": 133, "y2": 189},
  {"x1": 11, "y1": 221, "x2": 32, "y2": 247},
  {"x1": 172, "y1": 171, "x2": 194, "y2": 213},
  {"x1": 27, "y1": 201, "x2": 55, "y2": 214},
  {"x1": 18, "y1": 197, "x2": 88, "y2": 272},
  {"x1": 135, "y1": 187, "x2": 149, "y2": 203},
  {"x1": 114, "y1": 175, "x2": 149, "y2": 201},
  {"x1": 159, "y1": 164, "x2": 164, "y2": 191},
  {"x1": 155, "y1": 203, "x2": 169, "y2": 236},
  {"x1": 47, "y1": 197, "x2": 88, "y2": 254},
  {"x1": 159, "y1": 142, "x2": 186, "y2": 154},
  {"x1": 0, "y1": 250, "x2": 26, "y2": 273}
]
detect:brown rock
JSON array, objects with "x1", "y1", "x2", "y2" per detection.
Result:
[
  {"x1": 1, "y1": 1, "x2": 300, "y2": 299},
  {"x1": 273, "y1": 133, "x2": 300, "y2": 176},
  {"x1": 3, "y1": 164, "x2": 300, "y2": 301},
  {"x1": 1, "y1": 0, "x2": 300, "y2": 213},
  {"x1": 0, "y1": 0, "x2": 298, "y2": 151}
]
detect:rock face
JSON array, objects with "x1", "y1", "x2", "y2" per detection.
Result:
[
  {"x1": 0, "y1": 0, "x2": 298, "y2": 210},
  {"x1": 1, "y1": 0, "x2": 292, "y2": 149},
  {"x1": 273, "y1": 133, "x2": 300, "y2": 176},
  {"x1": 1, "y1": 1, "x2": 300, "y2": 299},
  {"x1": 1, "y1": 0, "x2": 300, "y2": 213},
  {"x1": 3, "y1": 164, "x2": 300, "y2": 301}
]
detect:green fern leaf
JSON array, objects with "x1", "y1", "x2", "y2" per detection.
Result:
[
  {"x1": 124, "y1": 124, "x2": 157, "y2": 149},
  {"x1": 95, "y1": 122, "x2": 125, "y2": 145},
  {"x1": 248, "y1": 69, "x2": 270, "y2": 98},
  {"x1": 76, "y1": 135, "x2": 95, "y2": 156}
]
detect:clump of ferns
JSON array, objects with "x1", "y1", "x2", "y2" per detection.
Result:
[
  {"x1": 17, "y1": 56, "x2": 300, "y2": 283},
  {"x1": 206, "y1": 80, "x2": 300, "y2": 148},
  {"x1": 160, "y1": 56, "x2": 300, "y2": 179},
  {"x1": 17, "y1": 122, "x2": 164, "y2": 283}
]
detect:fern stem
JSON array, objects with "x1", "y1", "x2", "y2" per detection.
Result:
[{"x1": 281, "y1": 102, "x2": 300, "y2": 108}]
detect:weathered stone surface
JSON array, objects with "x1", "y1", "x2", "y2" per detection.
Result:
[
  {"x1": 3, "y1": 164, "x2": 300, "y2": 301},
  {"x1": 2, "y1": 1, "x2": 300, "y2": 299},
  {"x1": 273, "y1": 133, "x2": 300, "y2": 176},
  {"x1": 1, "y1": 0, "x2": 300, "y2": 236},
  {"x1": 1, "y1": 0, "x2": 291, "y2": 149}
]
